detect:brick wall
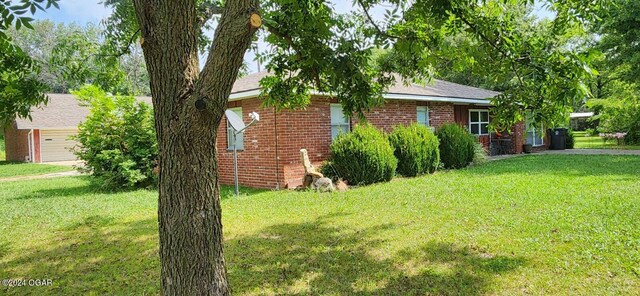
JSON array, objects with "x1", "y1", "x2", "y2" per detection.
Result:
[
  {"x1": 4, "y1": 121, "x2": 30, "y2": 162},
  {"x1": 215, "y1": 97, "x2": 541, "y2": 189},
  {"x1": 217, "y1": 98, "x2": 280, "y2": 189}
]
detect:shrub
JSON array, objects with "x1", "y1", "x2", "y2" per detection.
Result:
[
  {"x1": 565, "y1": 129, "x2": 575, "y2": 149},
  {"x1": 436, "y1": 124, "x2": 475, "y2": 169},
  {"x1": 388, "y1": 124, "x2": 439, "y2": 176},
  {"x1": 73, "y1": 85, "x2": 158, "y2": 188},
  {"x1": 471, "y1": 141, "x2": 489, "y2": 165},
  {"x1": 323, "y1": 124, "x2": 397, "y2": 186}
]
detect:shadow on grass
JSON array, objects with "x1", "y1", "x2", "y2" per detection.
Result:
[
  {"x1": 468, "y1": 154, "x2": 640, "y2": 179},
  {"x1": 226, "y1": 215, "x2": 525, "y2": 295},
  {"x1": 11, "y1": 176, "x2": 265, "y2": 201},
  {"x1": 1, "y1": 214, "x2": 524, "y2": 295}
]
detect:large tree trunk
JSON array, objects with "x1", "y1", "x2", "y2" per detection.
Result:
[{"x1": 131, "y1": 1, "x2": 259, "y2": 294}]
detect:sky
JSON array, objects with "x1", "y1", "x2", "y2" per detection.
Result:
[{"x1": 30, "y1": 1, "x2": 554, "y2": 73}]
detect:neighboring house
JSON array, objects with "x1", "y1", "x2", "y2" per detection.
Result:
[
  {"x1": 3, "y1": 94, "x2": 152, "y2": 163},
  {"x1": 3, "y1": 72, "x2": 549, "y2": 188}
]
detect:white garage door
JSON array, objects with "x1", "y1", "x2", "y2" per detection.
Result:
[{"x1": 40, "y1": 129, "x2": 79, "y2": 162}]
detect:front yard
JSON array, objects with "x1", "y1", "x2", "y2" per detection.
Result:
[
  {"x1": 574, "y1": 131, "x2": 640, "y2": 150},
  {"x1": 0, "y1": 155, "x2": 639, "y2": 295}
]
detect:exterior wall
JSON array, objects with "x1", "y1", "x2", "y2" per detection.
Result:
[
  {"x1": 3, "y1": 121, "x2": 30, "y2": 162},
  {"x1": 278, "y1": 97, "x2": 334, "y2": 188},
  {"x1": 215, "y1": 97, "x2": 547, "y2": 189},
  {"x1": 216, "y1": 98, "x2": 280, "y2": 189},
  {"x1": 33, "y1": 129, "x2": 41, "y2": 163}
]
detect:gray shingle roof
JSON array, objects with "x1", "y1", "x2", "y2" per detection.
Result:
[
  {"x1": 14, "y1": 93, "x2": 152, "y2": 130},
  {"x1": 231, "y1": 71, "x2": 499, "y2": 100}
]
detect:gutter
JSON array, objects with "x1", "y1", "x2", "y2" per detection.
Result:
[{"x1": 229, "y1": 89, "x2": 493, "y2": 106}]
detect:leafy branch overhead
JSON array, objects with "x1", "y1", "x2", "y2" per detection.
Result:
[{"x1": 101, "y1": 0, "x2": 604, "y2": 127}]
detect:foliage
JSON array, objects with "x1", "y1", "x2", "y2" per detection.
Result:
[
  {"x1": 472, "y1": 141, "x2": 489, "y2": 166},
  {"x1": 388, "y1": 123, "x2": 439, "y2": 177},
  {"x1": 565, "y1": 129, "x2": 575, "y2": 149},
  {"x1": 587, "y1": 81, "x2": 640, "y2": 144},
  {"x1": 72, "y1": 85, "x2": 157, "y2": 188},
  {"x1": 436, "y1": 124, "x2": 476, "y2": 169},
  {"x1": 324, "y1": 124, "x2": 396, "y2": 186},
  {"x1": 3, "y1": 155, "x2": 640, "y2": 294},
  {"x1": 8, "y1": 20, "x2": 150, "y2": 95},
  {"x1": 0, "y1": 134, "x2": 4, "y2": 160}
]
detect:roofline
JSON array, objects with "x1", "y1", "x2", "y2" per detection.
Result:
[{"x1": 229, "y1": 89, "x2": 493, "y2": 105}]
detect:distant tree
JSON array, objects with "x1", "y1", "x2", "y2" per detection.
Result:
[
  {"x1": 9, "y1": 20, "x2": 151, "y2": 95},
  {"x1": 0, "y1": 0, "x2": 59, "y2": 123}
]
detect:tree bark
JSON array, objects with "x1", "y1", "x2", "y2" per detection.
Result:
[{"x1": 131, "y1": 1, "x2": 259, "y2": 294}]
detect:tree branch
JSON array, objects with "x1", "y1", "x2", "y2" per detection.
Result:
[
  {"x1": 197, "y1": 2, "x2": 225, "y2": 26},
  {"x1": 355, "y1": 0, "x2": 400, "y2": 40}
]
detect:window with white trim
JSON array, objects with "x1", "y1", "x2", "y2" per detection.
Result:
[
  {"x1": 526, "y1": 112, "x2": 544, "y2": 146},
  {"x1": 469, "y1": 109, "x2": 489, "y2": 135},
  {"x1": 330, "y1": 104, "x2": 350, "y2": 140},
  {"x1": 417, "y1": 106, "x2": 429, "y2": 126},
  {"x1": 227, "y1": 107, "x2": 244, "y2": 150}
]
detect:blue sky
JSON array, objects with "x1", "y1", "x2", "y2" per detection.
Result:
[{"x1": 31, "y1": 1, "x2": 554, "y2": 73}]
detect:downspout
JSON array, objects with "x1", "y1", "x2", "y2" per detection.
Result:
[{"x1": 27, "y1": 129, "x2": 34, "y2": 162}]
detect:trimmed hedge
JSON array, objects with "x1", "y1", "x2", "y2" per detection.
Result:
[
  {"x1": 388, "y1": 124, "x2": 440, "y2": 176},
  {"x1": 565, "y1": 129, "x2": 575, "y2": 149},
  {"x1": 322, "y1": 124, "x2": 397, "y2": 186},
  {"x1": 436, "y1": 124, "x2": 476, "y2": 169}
]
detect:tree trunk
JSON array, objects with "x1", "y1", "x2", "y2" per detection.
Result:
[{"x1": 131, "y1": 1, "x2": 259, "y2": 294}]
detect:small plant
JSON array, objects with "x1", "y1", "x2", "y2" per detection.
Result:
[
  {"x1": 323, "y1": 124, "x2": 397, "y2": 186},
  {"x1": 436, "y1": 124, "x2": 476, "y2": 169},
  {"x1": 388, "y1": 123, "x2": 440, "y2": 177},
  {"x1": 565, "y1": 129, "x2": 575, "y2": 149},
  {"x1": 73, "y1": 85, "x2": 158, "y2": 189},
  {"x1": 472, "y1": 142, "x2": 489, "y2": 165}
]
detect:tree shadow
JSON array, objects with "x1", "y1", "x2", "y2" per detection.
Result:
[
  {"x1": 226, "y1": 215, "x2": 525, "y2": 295},
  {"x1": 0, "y1": 215, "x2": 160, "y2": 295},
  {"x1": 1, "y1": 214, "x2": 524, "y2": 295},
  {"x1": 10, "y1": 176, "x2": 265, "y2": 201}
]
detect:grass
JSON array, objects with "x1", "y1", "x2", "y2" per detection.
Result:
[
  {"x1": 0, "y1": 155, "x2": 639, "y2": 295},
  {"x1": 0, "y1": 161, "x2": 73, "y2": 179},
  {"x1": 0, "y1": 135, "x2": 5, "y2": 160},
  {"x1": 574, "y1": 131, "x2": 640, "y2": 150}
]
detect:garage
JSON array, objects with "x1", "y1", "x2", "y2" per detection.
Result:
[{"x1": 39, "y1": 129, "x2": 79, "y2": 162}]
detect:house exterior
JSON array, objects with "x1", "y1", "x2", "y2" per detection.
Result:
[
  {"x1": 3, "y1": 94, "x2": 152, "y2": 163},
  {"x1": 216, "y1": 72, "x2": 549, "y2": 189},
  {"x1": 3, "y1": 72, "x2": 549, "y2": 188}
]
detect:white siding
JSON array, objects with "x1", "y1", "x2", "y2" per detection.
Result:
[{"x1": 40, "y1": 129, "x2": 79, "y2": 162}]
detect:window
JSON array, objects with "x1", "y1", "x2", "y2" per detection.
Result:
[
  {"x1": 330, "y1": 104, "x2": 350, "y2": 140},
  {"x1": 417, "y1": 106, "x2": 429, "y2": 126},
  {"x1": 227, "y1": 107, "x2": 244, "y2": 150},
  {"x1": 526, "y1": 112, "x2": 544, "y2": 146},
  {"x1": 469, "y1": 109, "x2": 489, "y2": 135}
]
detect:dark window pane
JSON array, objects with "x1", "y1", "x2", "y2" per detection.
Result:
[
  {"x1": 481, "y1": 124, "x2": 489, "y2": 134},
  {"x1": 470, "y1": 124, "x2": 480, "y2": 135},
  {"x1": 470, "y1": 111, "x2": 479, "y2": 122},
  {"x1": 481, "y1": 111, "x2": 489, "y2": 122}
]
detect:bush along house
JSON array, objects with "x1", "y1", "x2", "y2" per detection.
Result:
[
  {"x1": 216, "y1": 72, "x2": 549, "y2": 189},
  {"x1": 3, "y1": 72, "x2": 549, "y2": 188}
]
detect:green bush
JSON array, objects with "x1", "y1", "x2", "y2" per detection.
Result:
[
  {"x1": 323, "y1": 124, "x2": 397, "y2": 186},
  {"x1": 565, "y1": 129, "x2": 575, "y2": 149},
  {"x1": 472, "y1": 141, "x2": 489, "y2": 165},
  {"x1": 436, "y1": 124, "x2": 476, "y2": 169},
  {"x1": 73, "y1": 85, "x2": 158, "y2": 188},
  {"x1": 388, "y1": 124, "x2": 439, "y2": 176}
]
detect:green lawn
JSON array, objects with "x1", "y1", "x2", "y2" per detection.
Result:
[
  {"x1": 574, "y1": 131, "x2": 640, "y2": 150},
  {"x1": 1, "y1": 155, "x2": 639, "y2": 295},
  {"x1": 0, "y1": 135, "x2": 5, "y2": 160},
  {"x1": 0, "y1": 161, "x2": 73, "y2": 178}
]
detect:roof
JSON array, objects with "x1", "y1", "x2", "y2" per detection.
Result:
[
  {"x1": 14, "y1": 93, "x2": 152, "y2": 130},
  {"x1": 570, "y1": 112, "x2": 594, "y2": 118},
  {"x1": 230, "y1": 71, "x2": 500, "y2": 103}
]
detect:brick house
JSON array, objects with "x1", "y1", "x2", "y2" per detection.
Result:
[
  {"x1": 3, "y1": 72, "x2": 549, "y2": 188},
  {"x1": 217, "y1": 72, "x2": 549, "y2": 189}
]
